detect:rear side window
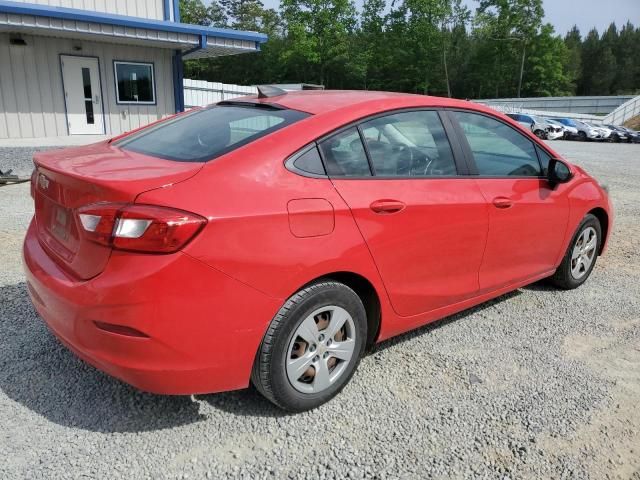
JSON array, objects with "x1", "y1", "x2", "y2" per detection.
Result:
[
  {"x1": 360, "y1": 111, "x2": 456, "y2": 176},
  {"x1": 116, "y1": 105, "x2": 309, "y2": 162},
  {"x1": 291, "y1": 146, "x2": 326, "y2": 176},
  {"x1": 454, "y1": 111, "x2": 542, "y2": 177},
  {"x1": 319, "y1": 127, "x2": 371, "y2": 177}
]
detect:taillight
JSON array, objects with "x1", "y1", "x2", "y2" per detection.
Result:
[
  {"x1": 30, "y1": 168, "x2": 37, "y2": 199},
  {"x1": 76, "y1": 203, "x2": 206, "y2": 253}
]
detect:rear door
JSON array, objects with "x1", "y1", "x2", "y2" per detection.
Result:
[
  {"x1": 322, "y1": 110, "x2": 489, "y2": 317},
  {"x1": 448, "y1": 110, "x2": 569, "y2": 292}
]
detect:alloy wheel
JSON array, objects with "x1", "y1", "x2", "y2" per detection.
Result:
[{"x1": 571, "y1": 226, "x2": 597, "y2": 279}]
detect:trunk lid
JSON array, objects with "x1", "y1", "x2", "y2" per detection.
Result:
[{"x1": 32, "y1": 141, "x2": 202, "y2": 280}]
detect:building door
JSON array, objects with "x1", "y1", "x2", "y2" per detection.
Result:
[{"x1": 61, "y1": 55, "x2": 104, "y2": 135}]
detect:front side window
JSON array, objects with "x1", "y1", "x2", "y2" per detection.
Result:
[
  {"x1": 360, "y1": 111, "x2": 456, "y2": 176},
  {"x1": 116, "y1": 105, "x2": 309, "y2": 162},
  {"x1": 114, "y1": 61, "x2": 155, "y2": 104},
  {"x1": 536, "y1": 145, "x2": 552, "y2": 176},
  {"x1": 319, "y1": 127, "x2": 371, "y2": 177},
  {"x1": 453, "y1": 111, "x2": 542, "y2": 177}
]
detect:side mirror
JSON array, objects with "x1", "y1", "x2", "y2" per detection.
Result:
[{"x1": 548, "y1": 158, "x2": 572, "y2": 186}]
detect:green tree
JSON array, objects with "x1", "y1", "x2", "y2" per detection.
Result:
[
  {"x1": 279, "y1": 0, "x2": 358, "y2": 86},
  {"x1": 580, "y1": 28, "x2": 617, "y2": 95},
  {"x1": 179, "y1": 0, "x2": 226, "y2": 27},
  {"x1": 473, "y1": 0, "x2": 544, "y2": 97},
  {"x1": 563, "y1": 26, "x2": 581, "y2": 95},
  {"x1": 522, "y1": 24, "x2": 571, "y2": 96}
]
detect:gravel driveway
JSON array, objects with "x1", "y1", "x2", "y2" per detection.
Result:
[{"x1": 1, "y1": 141, "x2": 638, "y2": 479}]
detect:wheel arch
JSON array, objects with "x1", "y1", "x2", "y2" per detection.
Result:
[
  {"x1": 298, "y1": 271, "x2": 382, "y2": 349},
  {"x1": 588, "y1": 207, "x2": 609, "y2": 255}
]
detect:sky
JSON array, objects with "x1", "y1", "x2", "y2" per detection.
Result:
[{"x1": 253, "y1": 0, "x2": 640, "y2": 36}]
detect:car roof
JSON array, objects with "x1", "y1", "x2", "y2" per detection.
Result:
[{"x1": 234, "y1": 89, "x2": 495, "y2": 116}]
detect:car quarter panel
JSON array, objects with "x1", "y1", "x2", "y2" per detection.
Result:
[
  {"x1": 556, "y1": 168, "x2": 614, "y2": 262},
  {"x1": 134, "y1": 120, "x2": 390, "y2": 302},
  {"x1": 23, "y1": 220, "x2": 283, "y2": 394}
]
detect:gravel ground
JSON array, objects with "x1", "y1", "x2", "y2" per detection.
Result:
[{"x1": 0, "y1": 141, "x2": 639, "y2": 479}]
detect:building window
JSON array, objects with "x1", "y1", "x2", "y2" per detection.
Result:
[{"x1": 114, "y1": 61, "x2": 155, "y2": 104}]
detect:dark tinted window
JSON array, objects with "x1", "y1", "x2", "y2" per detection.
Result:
[
  {"x1": 536, "y1": 145, "x2": 552, "y2": 176},
  {"x1": 319, "y1": 127, "x2": 371, "y2": 177},
  {"x1": 117, "y1": 106, "x2": 309, "y2": 162},
  {"x1": 454, "y1": 111, "x2": 542, "y2": 177},
  {"x1": 292, "y1": 146, "x2": 326, "y2": 175},
  {"x1": 360, "y1": 111, "x2": 456, "y2": 176},
  {"x1": 115, "y1": 62, "x2": 155, "y2": 104}
]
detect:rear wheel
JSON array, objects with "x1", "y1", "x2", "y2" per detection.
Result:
[
  {"x1": 549, "y1": 214, "x2": 601, "y2": 289},
  {"x1": 535, "y1": 129, "x2": 547, "y2": 139},
  {"x1": 252, "y1": 281, "x2": 367, "y2": 412}
]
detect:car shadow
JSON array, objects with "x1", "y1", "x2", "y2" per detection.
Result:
[
  {"x1": 371, "y1": 289, "x2": 521, "y2": 354},
  {"x1": 520, "y1": 279, "x2": 557, "y2": 292},
  {"x1": 203, "y1": 289, "x2": 523, "y2": 417},
  {"x1": 0, "y1": 282, "x2": 207, "y2": 433},
  {"x1": 0, "y1": 281, "x2": 530, "y2": 425}
]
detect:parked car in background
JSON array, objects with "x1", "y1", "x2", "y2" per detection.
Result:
[
  {"x1": 550, "y1": 118, "x2": 588, "y2": 140},
  {"x1": 571, "y1": 120, "x2": 603, "y2": 141},
  {"x1": 619, "y1": 127, "x2": 640, "y2": 143},
  {"x1": 506, "y1": 113, "x2": 562, "y2": 140},
  {"x1": 23, "y1": 90, "x2": 613, "y2": 411},
  {"x1": 587, "y1": 123, "x2": 613, "y2": 141},
  {"x1": 547, "y1": 119, "x2": 578, "y2": 140},
  {"x1": 603, "y1": 125, "x2": 630, "y2": 143}
]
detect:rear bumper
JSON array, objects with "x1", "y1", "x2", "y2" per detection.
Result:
[{"x1": 23, "y1": 219, "x2": 282, "y2": 395}]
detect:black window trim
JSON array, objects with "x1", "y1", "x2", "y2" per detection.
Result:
[
  {"x1": 284, "y1": 144, "x2": 327, "y2": 179},
  {"x1": 113, "y1": 60, "x2": 156, "y2": 106},
  {"x1": 285, "y1": 107, "x2": 469, "y2": 181},
  {"x1": 443, "y1": 108, "x2": 552, "y2": 180}
]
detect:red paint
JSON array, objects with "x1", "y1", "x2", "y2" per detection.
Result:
[
  {"x1": 287, "y1": 198, "x2": 335, "y2": 238},
  {"x1": 23, "y1": 91, "x2": 613, "y2": 395}
]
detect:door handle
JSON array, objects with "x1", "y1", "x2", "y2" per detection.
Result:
[
  {"x1": 94, "y1": 94, "x2": 100, "y2": 105},
  {"x1": 492, "y1": 197, "x2": 514, "y2": 209},
  {"x1": 370, "y1": 199, "x2": 406, "y2": 214}
]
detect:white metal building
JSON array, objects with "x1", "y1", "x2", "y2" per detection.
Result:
[{"x1": 0, "y1": 0, "x2": 266, "y2": 139}]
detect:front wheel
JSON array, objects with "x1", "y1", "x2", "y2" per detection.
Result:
[
  {"x1": 549, "y1": 214, "x2": 602, "y2": 289},
  {"x1": 252, "y1": 281, "x2": 367, "y2": 412}
]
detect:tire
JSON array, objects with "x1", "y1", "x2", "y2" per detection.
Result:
[
  {"x1": 549, "y1": 214, "x2": 602, "y2": 290},
  {"x1": 534, "y1": 129, "x2": 547, "y2": 139},
  {"x1": 251, "y1": 281, "x2": 367, "y2": 412},
  {"x1": 578, "y1": 131, "x2": 587, "y2": 142}
]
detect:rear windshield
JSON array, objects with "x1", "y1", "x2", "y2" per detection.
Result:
[{"x1": 116, "y1": 105, "x2": 310, "y2": 162}]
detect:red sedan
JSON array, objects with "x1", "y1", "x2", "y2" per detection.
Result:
[{"x1": 23, "y1": 89, "x2": 612, "y2": 411}]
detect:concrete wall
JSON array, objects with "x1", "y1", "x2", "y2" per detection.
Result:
[
  {"x1": 8, "y1": 0, "x2": 167, "y2": 21},
  {"x1": 476, "y1": 96, "x2": 635, "y2": 115},
  {"x1": 0, "y1": 32, "x2": 175, "y2": 138}
]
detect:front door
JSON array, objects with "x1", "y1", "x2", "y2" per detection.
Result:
[
  {"x1": 321, "y1": 110, "x2": 489, "y2": 317},
  {"x1": 449, "y1": 110, "x2": 570, "y2": 292},
  {"x1": 61, "y1": 55, "x2": 104, "y2": 135}
]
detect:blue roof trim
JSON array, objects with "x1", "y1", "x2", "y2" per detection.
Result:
[
  {"x1": 172, "y1": 0, "x2": 180, "y2": 23},
  {"x1": 184, "y1": 34, "x2": 207, "y2": 56},
  {"x1": 0, "y1": 0, "x2": 267, "y2": 43}
]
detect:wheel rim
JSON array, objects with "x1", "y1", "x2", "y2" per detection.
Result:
[
  {"x1": 571, "y1": 226, "x2": 597, "y2": 280},
  {"x1": 286, "y1": 306, "x2": 356, "y2": 394}
]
